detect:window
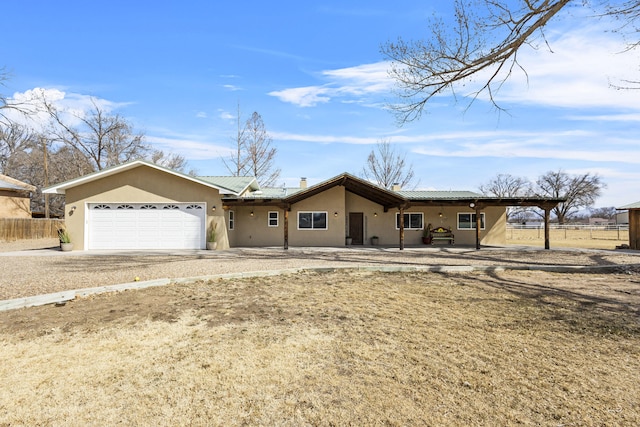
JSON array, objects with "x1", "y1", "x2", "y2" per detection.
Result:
[
  {"x1": 163, "y1": 204, "x2": 179, "y2": 210},
  {"x1": 228, "y1": 210, "x2": 235, "y2": 230},
  {"x1": 93, "y1": 204, "x2": 111, "y2": 209},
  {"x1": 117, "y1": 204, "x2": 134, "y2": 209},
  {"x1": 298, "y1": 211, "x2": 327, "y2": 230},
  {"x1": 395, "y1": 212, "x2": 423, "y2": 230},
  {"x1": 458, "y1": 212, "x2": 485, "y2": 230},
  {"x1": 140, "y1": 204, "x2": 157, "y2": 209},
  {"x1": 268, "y1": 211, "x2": 279, "y2": 227}
]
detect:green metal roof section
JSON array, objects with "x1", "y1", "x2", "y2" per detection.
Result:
[
  {"x1": 398, "y1": 190, "x2": 484, "y2": 200},
  {"x1": 197, "y1": 176, "x2": 259, "y2": 195},
  {"x1": 224, "y1": 186, "x2": 306, "y2": 200},
  {"x1": 617, "y1": 200, "x2": 640, "y2": 209}
]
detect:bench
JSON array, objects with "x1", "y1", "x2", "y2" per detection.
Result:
[{"x1": 430, "y1": 226, "x2": 454, "y2": 245}]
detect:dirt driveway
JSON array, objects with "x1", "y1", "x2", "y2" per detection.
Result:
[{"x1": 1, "y1": 239, "x2": 639, "y2": 301}]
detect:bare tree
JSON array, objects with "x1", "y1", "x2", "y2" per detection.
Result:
[
  {"x1": 0, "y1": 122, "x2": 37, "y2": 173},
  {"x1": 589, "y1": 206, "x2": 617, "y2": 220},
  {"x1": 382, "y1": 0, "x2": 640, "y2": 123},
  {"x1": 479, "y1": 173, "x2": 532, "y2": 220},
  {"x1": 241, "y1": 112, "x2": 281, "y2": 187},
  {"x1": 534, "y1": 170, "x2": 605, "y2": 224},
  {"x1": 223, "y1": 102, "x2": 249, "y2": 177},
  {"x1": 150, "y1": 149, "x2": 188, "y2": 172},
  {"x1": 44, "y1": 96, "x2": 148, "y2": 171},
  {"x1": 362, "y1": 139, "x2": 416, "y2": 190}
]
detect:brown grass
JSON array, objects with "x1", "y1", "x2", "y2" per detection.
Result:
[
  {"x1": 1, "y1": 269, "x2": 639, "y2": 425},
  {"x1": 507, "y1": 227, "x2": 629, "y2": 249}
]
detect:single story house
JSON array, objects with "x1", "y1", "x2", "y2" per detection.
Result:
[
  {"x1": 0, "y1": 174, "x2": 36, "y2": 218},
  {"x1": 44, "y1": 160, "x2": 564, "y2": 251},
  {"x1": 617, "y1": 201, "x2": 640, "y2": 250}
]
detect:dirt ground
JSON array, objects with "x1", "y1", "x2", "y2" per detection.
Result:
[
  {"x1": 1, "y1": 235, "x2": 640, "y2": 425},
  {"x1": 0, "y1": 268, "x2": 639, "y2": 425}
]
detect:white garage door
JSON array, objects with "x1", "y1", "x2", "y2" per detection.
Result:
[{"x1": 88, "y1": 203, "x2": 206, "y2": 250}]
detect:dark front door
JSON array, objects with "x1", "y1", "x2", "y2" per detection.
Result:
[{"x1": 349, "y1": 212, "x2": 364, "y2": 245}]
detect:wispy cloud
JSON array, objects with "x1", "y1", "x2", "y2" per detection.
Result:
[
  {"x1": 268, "y1": 62, "x2": 392, "y2": 107},
  {"x1": 146, "y1": 135, "x2": 233, "y2": 160},
  {"x1": 481, "y1": 24, "x2": 640, "y2": 110}
]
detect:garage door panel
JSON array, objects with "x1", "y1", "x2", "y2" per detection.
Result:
[{"x1": 88, "y1": 203, "x2": 205, "y2": 250}]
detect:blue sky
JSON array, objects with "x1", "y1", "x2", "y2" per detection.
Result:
[{"x1": 3, "y1": 1, "x2": 639, "y2": 208}]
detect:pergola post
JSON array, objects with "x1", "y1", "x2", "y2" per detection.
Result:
[
  {"x1": 399, "y1": 206, "x2": 405, "y2": 250},
  {"x1": 283, "y1": 206, "x2": 289, "y2": 250},
  {"x1": 475, "y1": 204, "x2": 482, "y2": 250},
  {"x1": 543, "y1": 206, "x2": 551, "y2": 250}
]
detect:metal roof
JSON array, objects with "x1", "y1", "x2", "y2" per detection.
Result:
[
  {"x1": 0, "y1": 174, "x2": 36, "y2": 192},
  {"x1": 398, "y1": 190, "x2": 484, "y2": 200},
  {"x1": 197, "y1": 176, "x2": 259, "y2": 195},
  {"x1": 617, "y1": 201, "x2": 640, "y2": 210}
]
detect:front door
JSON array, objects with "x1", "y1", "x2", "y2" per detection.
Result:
[{"x1": 349, "y1": 212, "x2": 364, "y2": 245}]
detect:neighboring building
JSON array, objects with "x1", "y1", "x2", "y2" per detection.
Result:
[
  {"x1": 617, "y1": 201, "x2": 640, "y2": 250},
  {"x1": 44, "y1": 160, "x2": 563, "y2": 251},
  {"x1": 0, "y1": 174, "x2": 36, "y2": 218}
]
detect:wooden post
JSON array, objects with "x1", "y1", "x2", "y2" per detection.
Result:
[
  {"x1": 475, "y1": 205, "x2": 482, "y2": 250},
  {"x1": 544, "y1": 207, "x2": 551, "y2": 250},
  {"x1": 399, "y1": 207, "x2": 405, "y2": 250},
  {"x1": 283, "y1": 207, "x2": 289, "y2": 250},
  {"x1": 42, "y1": 138, "x2": 49, "y2": 219}
]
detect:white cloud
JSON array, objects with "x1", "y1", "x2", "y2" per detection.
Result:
[
  {"x1": 218, "y1": 110, "x2": 235, "y2": 121},
  {"x1": 146, "y1": 135, "x2": 233, "y2": 160},
  {"x1": 5, "y1": 87, "x2": 130, "y2": 130},
  {"x1": 483, "y1": 24, "x2": 640, "y2": 110},
  {"x1": 196, "y1": 111, "x2": 207, "y2": 118},
  {"x1": 268, "y1": 62, "x2": 393, "y2": 107},
  {"x1": 268, "y1": 86, "x2": 332, "y2": 107}
]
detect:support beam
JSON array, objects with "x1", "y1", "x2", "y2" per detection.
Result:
[
  {"x1": 283, "y1": 207, "x2": 289, "y2": 250},
  {"x1": 399, "y1": 206, "x2": 405, "y2": 250},
  {"x1": 544, "y1": 207, "x2": 551, "y2": 250},
  {"x1": 475, "y1": 204, "x2": 482, "y2": 250}
]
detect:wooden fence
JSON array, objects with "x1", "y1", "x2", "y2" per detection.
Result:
[{"x1": 0, "y1": 218, "x2": 65, "y2": 241}]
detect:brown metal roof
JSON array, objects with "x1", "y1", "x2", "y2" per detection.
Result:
[{"x1": 283, "y1": 173, "x2": 406, "y2": 211}]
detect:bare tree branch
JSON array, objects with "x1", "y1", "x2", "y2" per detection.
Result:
[
  {"x1": 362, "y1": 139, "x2": 417, "y2": 189},
  {"x1": 381, "y1": 0, "x2": 640, "y2": 123}
]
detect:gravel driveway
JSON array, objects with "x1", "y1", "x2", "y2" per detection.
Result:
[{"x1": 1, "y1": 239, "x2": 639, "y2": 300}]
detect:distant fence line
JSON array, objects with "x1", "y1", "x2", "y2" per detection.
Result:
[
  {"x1": 507, "y1": 224, "x2": 629, "y2": 241},
  {"x1": 0, "y1": 218, "x2": 65, "y2": 241}
]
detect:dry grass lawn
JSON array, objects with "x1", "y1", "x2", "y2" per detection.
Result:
[
  {"x1": 1, "y1": 269, "x2": 639, "y2": 426},
  {"x1": 507, "y1": 228, "x2": 629, "y2": 250}
]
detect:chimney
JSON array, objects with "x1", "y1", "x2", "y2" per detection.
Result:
[
  {"x1": 391, "y1": 182, "x2": 401, "y2": 191},
  {"x1": 300, "y1": 177, "x2": 307, "y2": 189}
]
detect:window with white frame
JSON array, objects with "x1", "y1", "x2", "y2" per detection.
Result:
[
  {"x1": 268, "y1": 211, "x2": 279, "y2": 227},
  {"x1": 228, "y1": 210, "x2": 235, "y2": 230},
  {"x1": 395, "y1": 212, "x2": 424, "y2": 230},
  {"x1": 457, "y1": 212, "x2": 485, "y2": 230},
  {"x1": 298, "y1": 211, "x2": 327, "y2": 230}
]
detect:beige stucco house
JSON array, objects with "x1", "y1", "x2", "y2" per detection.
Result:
[
  {"x1": 0, "y1": 174, "x2": 36, "y2": 218},
  {"x1": 44, "y1": 160, "x2": 563, "y2": 251}
]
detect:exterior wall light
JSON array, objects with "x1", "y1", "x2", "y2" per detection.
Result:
[
  {"x1": 212, "y1": 205, "x2": 216, "y2": 211},
  {"x1": 469, "y1": 202, "x2": 475, "y2": 208},
  {"x1": 374, "y1": 212, "x2": 378, "y2": 217},
  {"x1": 334, "y1": 212, "x2": 338, "y2": 217},
  {"x1": 250, "y1": 211, "x2": 254, "y2": 217}
]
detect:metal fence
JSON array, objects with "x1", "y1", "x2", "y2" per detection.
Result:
[
  {"x1": 0, "y1": 218, "x2": 65, "y2": 241},
  {"x1": 507, "y1": 224, "x2": 629, "y2": 241}
]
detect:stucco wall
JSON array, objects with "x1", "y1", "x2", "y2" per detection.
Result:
[
  {"x1": 63, "y1": 165, "x2": 225, "y2": 250},
  {"x1": 0, "y1": 191, "x2": 32, "y2": 218},
  {"x1": 227, "y1": 189, "x2": 507, "y2": 248}
]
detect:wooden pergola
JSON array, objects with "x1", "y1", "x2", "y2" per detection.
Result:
[{"x1": 223, "y1": 173, "x2": 565, "y2": 250}]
